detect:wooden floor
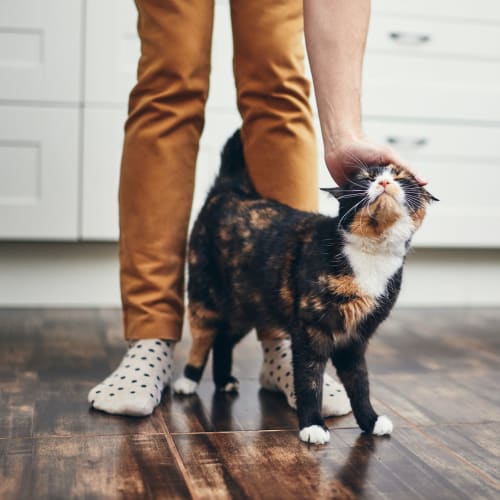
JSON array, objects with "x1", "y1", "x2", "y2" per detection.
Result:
[{"x1": 0, "y1": 308, "x2": 499, "y2": 499}]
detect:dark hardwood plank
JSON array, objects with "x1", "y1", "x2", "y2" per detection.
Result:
[
  {"x1": 161, "y1": 377, "x2": 404, "y2": 434},
  {"x1": 425, "y1": 422, "x2": 500, "y2": 484},
  {"x1": 372, "y1": 372, "x2": 500, "y2": 426},
  {"x1": 174, "y1": 427, "x2": 500, "y2": 500},
  {"x1": 0, "y1": 376, "x2": 165, "y2": 439},
  {"x1": 367, "y1": 308, "x2": 500, "y2": 377},
  {"x1": 0, "y1": 309, "x2": 166, "y2": 438},
  {"x1": 1, "y1": 307, "x2": 500, "y2": 499},
  {"x1": 0, "y1": 434, "x2": 191, "y2": 500}
]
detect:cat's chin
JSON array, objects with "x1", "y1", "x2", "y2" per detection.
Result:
[
  {"x1": 350, "y1": 195, "x2": 405, "y2": 238},
  {"x1": 373, "y1": 191, "x2": 400, "y2": 206}
]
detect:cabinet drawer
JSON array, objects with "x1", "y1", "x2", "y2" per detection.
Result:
[
  {"x1": 364, "y1": 121, "x2": 500, "y2": 160},
  {"x1": 363, "y1": 54, "x2": 500, "y2": 122},
  {"x1": 368, "y1": 15, "x2": 500, "y2": 60},
  {"x1": 0, "y1": 106, "x2": 79, "y2": 240},
  {"x1": 366, "y1": 120, "x2": 500, "y2": 247},
  {"x1": 0, "y1": 0, "x2": 82, "y2": 103},
  {"x1": 373, "y1": 0, "x2": 500, "y2": 23}
]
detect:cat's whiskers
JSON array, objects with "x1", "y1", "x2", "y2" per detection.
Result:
[
  {"x1": 336, "y1": 193, "x2": 366, "y2": 201},
  {"x1": 337, "y1": 196, "x2": 368, "y2": 229},
  {"x1": 351, "y1": 197, "x2": 373, "y2": 238},
  {"x1": 346, "y1": 178, "x2": 370, "y2": 191}
]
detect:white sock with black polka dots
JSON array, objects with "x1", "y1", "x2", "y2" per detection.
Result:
[
  {"x1": 88, "y1": 339, "x2": 174, "y2": 417},
  {"x1": 259, "y1": 337, "x2": 352, "y2": 417}
]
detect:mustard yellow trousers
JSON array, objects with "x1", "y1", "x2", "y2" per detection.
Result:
[{"x1": 119, "y1": 0, "x2": 318, "y2": 341}]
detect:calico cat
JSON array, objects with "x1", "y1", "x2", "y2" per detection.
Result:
[{"x1": 173, "y1": 130, "x2": 437, "y2": 444}]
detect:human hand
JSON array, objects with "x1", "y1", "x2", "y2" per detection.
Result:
[{"x1": 324, "y1": 136, "x2": 427, "y2": 187}]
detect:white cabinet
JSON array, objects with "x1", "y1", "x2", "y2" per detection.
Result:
[
  {"x1": 0, "y1": 0, "x2": 82, "y2": 239},
  {"x1": 80, "y1": 1, "x2": 238, "y2": 240},
  {"x1": 1, "y1": 0, "x2": 500, "y2": 247},
  {"x1": 363, "y1": 14, "x2": 500, "y2": 122},
  {"x1": 0, "y1": 106, "x2": 79, "y2": 239},
  {"x1": 0, "y1": 0, "x2": 82, "y2": 103}
]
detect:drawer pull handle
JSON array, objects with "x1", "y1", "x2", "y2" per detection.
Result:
[
  {"x1": 386, "y1": 137, "x2": 428, "y2": 149},
  {"x1": 389, "y1": 32, "x2": 431, "y2": 45}
]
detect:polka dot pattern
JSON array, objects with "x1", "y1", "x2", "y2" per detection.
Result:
[
  {"x1": 88, "y1": 339, "x2": 175, "y2": 416},
  {"x1": 259, "y1": 337, "x2": 352, "y2": 417}
]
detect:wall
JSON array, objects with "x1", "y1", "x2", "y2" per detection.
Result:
[{"x1": 0, "y1": 243, "x2": 499, "y2": 308}]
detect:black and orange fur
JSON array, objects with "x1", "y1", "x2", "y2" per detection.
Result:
[{"x1": 180, "y1": 130, "x2": 436, "y2": 439}]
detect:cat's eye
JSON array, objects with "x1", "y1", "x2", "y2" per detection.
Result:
[{"x1": 356, "y1": 174, "x2": 370, "y2": 182}]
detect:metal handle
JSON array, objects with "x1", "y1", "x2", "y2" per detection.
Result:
[
  {"x1": 386, "y1": 136, "x2": 428, "y2": 149},
  {"x1": 389, "y1": 31, "x2": 431, "y2": 45}
]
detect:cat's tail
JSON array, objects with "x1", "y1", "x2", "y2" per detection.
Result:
[{"x1": 215, "y1": 129, "x2": 257, "y2": 197}]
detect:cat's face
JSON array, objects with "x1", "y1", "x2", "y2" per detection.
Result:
[{"x1": 324, "y1": 164, "x2": 437, "y2": 237}]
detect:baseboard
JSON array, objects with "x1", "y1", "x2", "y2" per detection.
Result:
[{"x1": 0, "y1": 243, "x2": 499, "y2": 307}]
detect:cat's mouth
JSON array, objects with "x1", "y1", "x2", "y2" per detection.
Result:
[
  {"x1": 370, "y1": 183, "x2": 404, "y2": 206},
  {"x1": 367, "y1": 190, "x2": 405, "y2": 218},
  {"x1": 371, "y1": 191, "x2": 398, "y2": 205}
]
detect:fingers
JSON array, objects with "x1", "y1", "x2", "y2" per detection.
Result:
[{"x1": 325, "y1": 140, "x2": 429, "y2": 187}]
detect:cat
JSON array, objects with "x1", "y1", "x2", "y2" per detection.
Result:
[{"x1": 173, "y1": 129, "x2": 437, "y2": 444}]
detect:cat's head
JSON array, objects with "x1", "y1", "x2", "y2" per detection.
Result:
[{"x1": 322, "y1": 164, "x2": 438, "y2": 239}]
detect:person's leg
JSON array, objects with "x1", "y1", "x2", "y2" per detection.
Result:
[
  {"x1": 231, "y1": 0, "x2": 350, "y2": 416},
  {"x1": 89, "y1": 0, "x2": 214, "y2": 416}
]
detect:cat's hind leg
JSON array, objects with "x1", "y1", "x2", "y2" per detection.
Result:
[
  {"x1": 173, "y1": 301, "x2": 223, "y2": 395},
  {"x1": 212, "y1": 329, "x2": 245, "y2": 392}
]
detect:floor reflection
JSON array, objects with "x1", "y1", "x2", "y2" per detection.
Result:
[
  {"x1": 210, "y1": 389, "x2": 240, "y2": 430},
  {"x1": 331, "y1": 434, "x2": 377, "y2": 498}
]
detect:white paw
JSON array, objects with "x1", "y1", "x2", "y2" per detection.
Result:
[
  {"x1": 299, "y1": 425, "x2": 330, "y2": 445},
  {"x1": 372, "y1": 415, "x2": 393, "y2": 436},
  {"x1": 219, "y1": 380, "x2": 239, "y2": 393},
  {"x1": 173, "y1": 376, "x2": 198, "y2": 395}
]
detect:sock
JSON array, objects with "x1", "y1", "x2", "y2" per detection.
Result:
[
  {"x1": 88, "y1": 339, "x2": 175, "y2": 417},
  {"x1": 259, "y1": 337, "x2": 352, "y2": 417}
]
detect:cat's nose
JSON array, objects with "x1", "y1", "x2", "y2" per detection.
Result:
[{"x1": 379, "y1": 179, "x2": 390, "y2": 188}]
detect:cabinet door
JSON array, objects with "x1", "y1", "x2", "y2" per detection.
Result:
[
  {"x1": 0, "y1": 107, "x2": 79, "y2": 239},
  {"x1": 84, "y1": 0, "x2": 139, "y2": 104},
  {"x1": 0, "y1": 0, "x2": 82, "y2": 103},
  {"x1": 363, "y1": 15, "x2": 500, "y2": 122}
]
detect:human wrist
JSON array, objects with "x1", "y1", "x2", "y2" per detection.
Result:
[{"x1": 324, "y1": 128, "x2": 363, "y2": 158}]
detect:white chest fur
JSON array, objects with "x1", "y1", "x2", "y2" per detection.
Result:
[{"x1": 342, "y1": 215, "x2": 413, "y2": 299}]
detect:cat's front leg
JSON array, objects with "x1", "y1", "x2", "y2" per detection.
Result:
[
  {"x1": 291, "y1": 340, "x2": 330, "y2": 444},
  {"x1": 331, "y1": 342, "x2": 393, "y2": 436}
]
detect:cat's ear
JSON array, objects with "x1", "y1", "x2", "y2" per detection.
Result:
[
  {"x1": 423, "y1": 188, "x2": 439, "y2": 203},
  {"x1": 320, "y1": 187, "x2": 343, "y2": 200}
]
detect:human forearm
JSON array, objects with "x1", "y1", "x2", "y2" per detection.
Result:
[{"x1": 303, "y1": 0, "x2": 370, "y2": 154}]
